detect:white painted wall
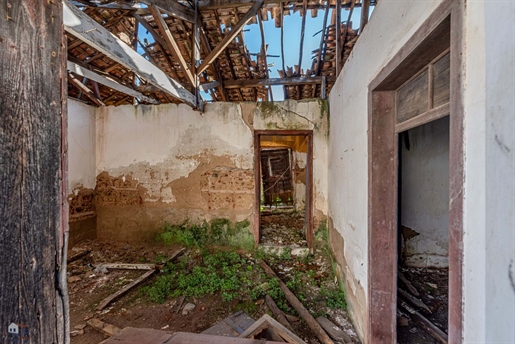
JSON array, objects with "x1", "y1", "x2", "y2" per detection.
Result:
[
  {"x1": 67, "y1": 99, "x2": 96, "y2": 190},
  {"x1": 401, "y1": 117, "x2": 449, "y2": 268},
  {"x1": 328, "y1": 1, "x2": 443, "y2": 339},
  {"x1": 462, "y1": 1, "x2": 515, "y2": 343}
]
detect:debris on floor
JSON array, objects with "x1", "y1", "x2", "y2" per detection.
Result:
[
  {"x1": 397, "y1": 266, "x2": 449, "y2": 344},
  {"x1": 68, "y1": 239, "x2": 360, "y2": 344},
  {"x1": 260, "y1": 212, "x2": 307, "y2": 247}
]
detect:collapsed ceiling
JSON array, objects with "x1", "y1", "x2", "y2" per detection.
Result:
[{"x1": 65, "y1": 0, "x2": 375, "y2": 108}]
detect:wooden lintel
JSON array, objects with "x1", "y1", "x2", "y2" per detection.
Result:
[
  {"x1": 224, "y1": 76, "x2": 335, "y2": 88},
  {"x1": 63, "y1": 0, "x2": 198, "y2": 108},
  {"x1": 148, "y1": 5, "x2": 196, "y2": 86},
  {"x1": 139, "y1": 0, "x2": 195, "y2": 22},
  {"x1": 196, "y1": 0, "x2": 264, "y2": 75},
  {"x1": 67, "y1": 61, "x2": 160, "y2": 104}
]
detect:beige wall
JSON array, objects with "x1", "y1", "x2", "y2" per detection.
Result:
[{"x1": 91, "y1": 100, "x2": 328, "y2": 241}]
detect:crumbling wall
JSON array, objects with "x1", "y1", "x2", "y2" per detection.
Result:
[
  {"x1": 93, "y1": 100, "x2": 328, "y2": 241},
  {"x1": 67, "y1": 99, "x2": 97, "y2": 247}
]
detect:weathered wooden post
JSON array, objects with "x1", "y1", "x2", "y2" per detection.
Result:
[{"x1": 0, "y1": 1, "x2": 68, "y2": 343}]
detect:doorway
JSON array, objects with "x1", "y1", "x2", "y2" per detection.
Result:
[
  {"x1": 253, "y1": 130, "x2": 314, "y2": 250},
  {"x1": 367, "y1": 3, "x2": 464, "y2": 343}
]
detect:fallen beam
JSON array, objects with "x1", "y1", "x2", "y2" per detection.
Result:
[
  {"x1": 67, "y1": 61, "x2": 160, "y2": 104},
  {"x1": 63, "y1": 0, "x2": 198, "y2": 107},
  {"x1": 259, "y1": 260, "x2": 334, "y2": 344},
  {"x1": 316, "y1": 316, "x2": 353, "y2": 344},
  {"x1": 196, "y1": 0, "x2": 264, "y2": 75},
  {"x1": 265, "y1": 294, "x2": 294, "y2": 332},
  {"x1": 96, "y1": 269, "x2": 157, "y2": 311},
  {"x1": 399, "y1": 301, "x2": 448, "y2": 344},
  {"x1": 239, "y1": 314, "x2": 306, "y2": 344},
  {"x1": 398, "y1": 288, "x2": 432, "y2": 314},
  {"x1": 67, "y1": 249, "x2": 92, "y2": 264},
  {"x1": 224, "y1": 76, "x2": 336, "y2": 88}
]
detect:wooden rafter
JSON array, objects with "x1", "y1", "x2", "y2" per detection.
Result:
[
  {"x1": 68, "y1": 73, "x2": 106, "y2": 106},
  {"x1": 67, "y1": 61, "x2": 160, "y2": 104},
  {"x1": 224, "y1": 76, "x2": 335, "y2": 88},
  {"x1": 148, "y1": 6, "x2": 196, "y2": 86},
  {"x1": 197, "y1": 0, "x2": 363, "y2": 10},
  {"x1": 139, "y1": 0, "x2": 195, "y2": 23},
  {"x1": 63, "y1": 0, "x2": 198, "y2": 107},
  {"x1": 196, "y1": 0, "x2": 264, "y2": 75}
]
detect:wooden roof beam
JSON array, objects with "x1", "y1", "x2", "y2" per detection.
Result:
[
  {"x1": 67, "y1": 61, "x2": 160, "y2": 104},
  {"x1": 148, "y1": 6, "x2": 196, "y2": 86},
  {"x1": 196, "y1": 0, "x2": 264, "y2": 76},
  {"x1": 138, "y1": 0, "x2": 195, "y2": 23},
  {"x1": 63, "y1": 0, "x2": 198, "y2": 108},
  {"x1": 68, "y1": 73, "x2": 106, "y2": 106},
  {"x1": 224, "y1": 76, "x2": 335, "y2": 88}
]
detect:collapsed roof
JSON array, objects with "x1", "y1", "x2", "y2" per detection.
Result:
[{"x1": 65, "y1": 0, "x2": 375, "y2": 108}]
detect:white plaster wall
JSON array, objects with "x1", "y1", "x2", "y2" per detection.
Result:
[
  {"x1": 401, "y1": 117, "x2": 449, "y2": 268},
  {"x1": 462, "y1": 1, "x2": 515, "y2": 343},
  {"x1": 328, "y1": 1, "x2": 443, "y2": 339},
  {"x1": 67, "y1": 99, "x2": 96, "y2": 190},
  {"x1": 95, "y1": 100, "x2": 328, "y2": 216}
]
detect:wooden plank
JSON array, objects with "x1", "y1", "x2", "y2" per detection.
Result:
[
  {"x1": 259, "y1": 261, "x2": 334, "y2": 344},
  {"x1": 68, "y1": 73, "x2": 106, "y2": 106},
  {"x1": 96, "y1": 269, "x2": 157, "y2": 310},
  {"x1": 134, "y1": 14, "x2": 169, "y2": 50},
  {"x1": 149, "y1": 6, "x2": 196, "y2": 86},
  {"x1": 67, "y1": 249, "x2": 92, "y2": 263},
  {"x1": 139, "y1": 0, "x2": 195, "y2": 23},
  {"x1": 398, "y1": 271, "x2": 420, "y2": 297},
  {"x1": 70, "y1": 0, "x2": 145, "y2": 10},
  {"x1": 99, "y1": 327, "x2": 173, "y2": 344},
  {"x1": 316, "y1": 316, "x2": 353, "y2": 344},
  {"x1": 196, "y1": 0, "x2": 264, "y2": 75},
  {"x1": 398, "y1": 289, "x2": 432, "y2": 314},
  {"x1": 239, "y1": 314, "x2": 307, "y2": 344},
  {"x1": 297, "y1": 0, "x2": 308, "y2": 73},
  {"x1": 359, "y1": 0, "x2": 370, "y2": 33},
  {"x1": 202, "y1": 310, "x2": 255, "y2": 336},
  {"x1": 63, "y1": 0, "x2": 197, "y2": 107},
  {"x1": 397, "y1": 68, "x2": 429, "y2": 122},
  {"x1": 265, "y1": 294, "x2": 294, "y2": 332},
  {"x1": 0, "y1": 0, "x2": 66, "y2": 342},
  {"x1": 395, "y1": 102, "x2": 450, "y2": 133},
  {"x1": 335, "y1": 0, "x2": 341, "y2": 74},
  {"x1": 224, "y1": 76, "x2": 335, "y2": 88},
  {"x1": 169, "y1": 332, "x2": 285, "y2": 344},
  {"x1": 432, "y1": 52, "x2": 450, "y2": 107},
  {"x1": 67, "y1": 61, "x2": 160, "y2": 104},
  {"x1": 98, "y1": 263, "x2": 156, "y2": 270}
]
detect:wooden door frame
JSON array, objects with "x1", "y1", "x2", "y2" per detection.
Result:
[
  {"x1": 253, "y1": 130, "x2": 314, "y2": 250},
  {"x1": 367, "y1": 0, "x2": 464, "y2": 342}
]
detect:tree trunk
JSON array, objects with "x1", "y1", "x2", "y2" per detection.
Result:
[{"x1": 0, "y1": 1, "x2": 67, "y2": 343}]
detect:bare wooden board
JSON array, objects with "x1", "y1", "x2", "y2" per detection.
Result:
[
  {"x1": 239, "y1": 314, "x2": 307, "y2": 344},
  {"x1": 99, "y1": 327, "x2": 173, "y2": 344},
  {"x1": 67, "y1": 249, "x2": 92, "y2": 263},
  {"x1": 96, "y1": 269, "x2": 157, "y2": 310},
  {"x1": 202, "y1": 310, "x2": 255, "y2": 336}
]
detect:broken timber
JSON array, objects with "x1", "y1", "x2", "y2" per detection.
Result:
[
  {"x1": 97, "y1": 263, "x2": 156, "y2": 271},
  {"x1": 259, "y1": 260, "x2": 335, "y2": 344},
  {"x1": 265, "y1": 294, "x2": 294, "y2": 332},
  {"x1": 316, "y1": 316, "x2": 353, "y2": 344},
  {"x1": 96, "y1": 269, "x2": 157, "y2": 311},
  {"x1": 63, "y1": 0, "x2": 198, "y2": 108},
  {"x1": 224, "y1": 76, "x2": 336, "y2": 88},
  {"x1": 398, "y1": 288, "x2": 432, "y2": 314},
  {"x1": 67, "y1": 61, "x2": 160, "y2": 104},
  {"x1": 67, "y1": 249, "x2": 92, "y2": 263},
  {"x1": 196, "y1": 0, "x2": 264, "y2": 75}
]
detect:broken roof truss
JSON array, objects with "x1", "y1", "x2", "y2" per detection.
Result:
[{"x1": 64, "y1": 0, "x2": 375, "y2": 107}]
